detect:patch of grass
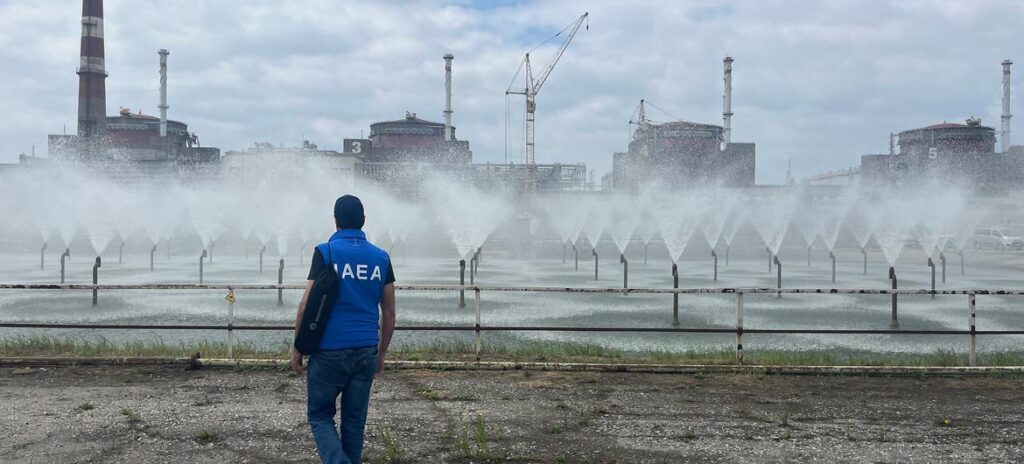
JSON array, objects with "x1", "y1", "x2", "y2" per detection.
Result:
[
  {"x1": 191, "y1": 397, "x2": 218, "y2": 407},
  {"x1": 782, "y1": 429, "x2": 792, "y2": 440},
  {"x1": 4, "y1": 334, "x2": 1024, "y2": 368},
  {"x1": 75, "y1": 402, "x2": 95, "y2": 412},
  {"x1": 780, "y1": 411, "x2": 790, "y2": 427},
  {"x1": 416, "y1": 388, "x2": 449, "y2": 401},
  {"x1": 450, "y1": 414, "x2": 502, "y2": 461},
  {"x1": 120, "y1": 407, "x2": 142, "y2": 424},
  {"x1": 195, "y1": 431, "x2": 220, "y2": 444},
  {"x1": 377, "y1": 424, "x2": 405, "y2": 463},
  {"x1": 546, "y1": 423, "x2": 563, "y2": 434}
]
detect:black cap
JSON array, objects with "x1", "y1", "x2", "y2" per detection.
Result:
[{"x1": 334, "y1": 195, "x2": 365, "y2": 230}]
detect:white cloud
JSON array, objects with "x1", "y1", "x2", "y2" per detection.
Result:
[{"x1": 0, "y1": 0, "x2": 1020, "y2": 184}]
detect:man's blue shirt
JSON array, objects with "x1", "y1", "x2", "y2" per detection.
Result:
[{"x1": 308, "y1": 229, "x2": 394, "y2": 350}]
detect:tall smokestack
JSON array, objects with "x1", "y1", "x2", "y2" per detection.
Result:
[
  {"x1": 1002, "y1": 59, "x2": 1013, "y2": 153},
  {"x1": 159, "y1": 49, "x2": 169, "y2": 137},
  {"x1": 77, "y1": 0, "x2": 107, "y2": 138},
  {"x1": 443, "y1": 53, "x2": 454, "y2": 141},
  {"x1": 722, "y1": 56, "x2": 734, "y2": 149}
]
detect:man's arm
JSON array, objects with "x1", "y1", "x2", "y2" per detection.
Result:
[
  {"x1": 376, "y1": 283, "x2": 396, "y2": 378},
  {"x1": 289, "y1": 280, "x2": 315, "y2": 374}
]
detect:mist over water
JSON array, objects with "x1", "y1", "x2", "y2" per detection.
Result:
[{"x1": 2, "y1": 161, "x2": 1023, "y2": 355}]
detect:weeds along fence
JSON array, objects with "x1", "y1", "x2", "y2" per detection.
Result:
[{"x1": 1, "y1": 283, "x2": 1023, "y2": 366}]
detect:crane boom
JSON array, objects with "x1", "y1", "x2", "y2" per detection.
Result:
[{"x1": 505, "y1": 12, "x2": 588, "y2": 197}]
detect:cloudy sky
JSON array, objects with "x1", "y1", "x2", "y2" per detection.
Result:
[{"x1": 0, "y1": 0, "x2": 1021, "y2": 183}]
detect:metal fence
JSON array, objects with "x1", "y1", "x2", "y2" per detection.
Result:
[{"x1": 2, "y1": 283, "x2": 1023, "y2": 366}]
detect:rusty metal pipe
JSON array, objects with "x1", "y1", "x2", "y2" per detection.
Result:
[
  {"x1": 620, "y1": 253, "x2": 628, "y2": 289},
  {"x1": 927, "y1": 257, "x2": 936, "y2": 300},
  {"x1": 711, "y1": 249, "x2": 718, "y2": 282},
  {"x1": 940, "y1": 252, "x2": 946, "y2": 284},
  {"x1": 829, "y1": 250, "x2": 836, "y2": 283},
  {"x1": 60, "y1": 248, "x2": 70, "y2": 283},
  {"x1": 199, "y1": 250, "x2": 207, "y2": 284},
  {"x1": 277, "y1": 259, "x2": 284, "y2": 306},
  {"x1": 91, "y1": 257, "x2": 101, "y2": 306},
  {"x1": 774, "y1": 255, "x2": 782, "y2": 298},
  {"x1": 672, "y1": 263, "x2": 679, "y2": 326},
  {"x1": 889, "y1": 266, "x2": 899, "y2": 329},
  {"x1": 458, "y1": 259, "x2": 466, "y2": 308},
  {"x1": 592, "y1": 249, "x2": 599, "y2": 280}
]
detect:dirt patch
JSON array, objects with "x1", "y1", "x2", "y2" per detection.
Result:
[{"x1": 1, "y1": 365, "x2": 1023, "y2": 463}]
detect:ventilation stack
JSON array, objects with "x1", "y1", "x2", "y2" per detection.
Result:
[
  {"x1": 443, "y1": 53, "x2": 454, "y2": 141},
  {"x1": 77, "y1": 0, "x2": 107, "y2": 138},
  {"x1": 722, "y1": 56, "x2": 734, "y2": 149},
  {"x1": 159, "y1": 49, "x2": 169, "y2": 137},
  {"x1": 1002, "y1": 59, "x2": 1013, "y2": 153}
]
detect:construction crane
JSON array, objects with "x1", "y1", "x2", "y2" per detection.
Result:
[{"x1": 506, "y1": 12, "x2": 588, "y2": 196}]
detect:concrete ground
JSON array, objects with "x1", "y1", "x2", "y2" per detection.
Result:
[{"x1": 2, "y1": 365, "x2": 1023, "y2": 463}]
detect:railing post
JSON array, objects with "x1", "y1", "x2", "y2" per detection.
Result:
[
  {"x1": 40, "y1": 242, "x2": 47, "y2": 270},
  {"x1": 458, "y1": 259, "x2": 466, "y2": 308},
  {"x1": 968, "y1": 292, "x2": 976, "y2": 366},
  {"x1": 150, "y1": 245, "x2": 157, "y2": 271},
  {"x1": 671, "y1": 263, "x2": 679, "y2": 326},
  {"x1": 277, "y1": 259, "x2": 285, "y2": 307},
  {"x1": 91, "y1": 257, "x2": 101, "y2": 306},
  {"x1": 927, "y1": 257, "x2": 936, "y2": 300},
  {"x1": 829, "y1": 251, "x2": 836, "y2": 283},
  {"x1": 736, "y1": 292, "x2": 744, "y2": 364},
  {"x1": 592, "y1": 249, "x2": 599, "y2": 280},
  {"x1": 711, "y1": 250, "x2": 718, "y2": 282},
  {"x1": 226, "y1": 288, "x2": 236, "y2": 359},
  {"x1": 889, "y1": 266, "x2": 899, "y2": 329},
  {"x1": 620, "y1": 253, "x2": 628, "y2": 289},
  {"x1": 199, "y1": 250, "x2": 207, "y2": 285},
  {"x1": 474, "y1": 288, "x2": 482, "y2": 362},
  {"x1": 60, "y1": 248, "x2": 70, "y2": 283}
]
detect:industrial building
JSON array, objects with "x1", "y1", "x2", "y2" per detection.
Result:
[
  {"x1": 42, "y1": 0, "x2": 219, "y2": 179},
  {"x1": 807, "y1": 59, "x2": 1024, "y2": 194},
  {"x1": 607, "y1": 57, "x2": 756, "y2": 191}
]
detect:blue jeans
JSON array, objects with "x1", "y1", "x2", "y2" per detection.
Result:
[{"x1": 307, "y1": 346, "x2": 378, "y2": 464}]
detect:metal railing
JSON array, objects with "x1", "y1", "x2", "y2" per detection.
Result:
[{"x1": 2, "y1": 283, "x2": 1023, "y2": 366}]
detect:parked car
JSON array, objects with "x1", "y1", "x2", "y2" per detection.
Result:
[{"x1": 972, "y1": 228, "x2": 1024, "y2": 250}]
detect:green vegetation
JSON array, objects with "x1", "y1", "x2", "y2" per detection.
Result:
[
  {"x1": 2, "y1": 335, "x2": 1024, "y2": 368},
  {"x1": 195, "y1": 431, "x2": 220, "y2": 444},
  {"x1": 75, "y1": 402, "x2": 95, "y2": 412},
  {"x1": 376, "y1": 424, "x2": 405, "y2": 463},
  {"x1": 449, "y1": 414, "x2": 502, "y2": 461},
  {"x1": 120, "y1": 407, "x2": 142, "y2": 424}
]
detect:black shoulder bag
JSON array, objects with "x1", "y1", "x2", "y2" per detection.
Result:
[{"x1": 293, "y1": 242, "x2": 340, "y2": 355}]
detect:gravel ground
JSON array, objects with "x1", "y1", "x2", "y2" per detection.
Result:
[{"x1": 1, "y1": 365, "x2": 1023, "y2": 463}]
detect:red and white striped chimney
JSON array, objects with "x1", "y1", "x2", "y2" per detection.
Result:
[{"x1": 77, "y1": 0, "x2": 107, "y2": 138}]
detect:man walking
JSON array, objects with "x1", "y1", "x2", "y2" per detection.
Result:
[{"x1": 291, "y1": 195, "x2": 397, "y2": 464}]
